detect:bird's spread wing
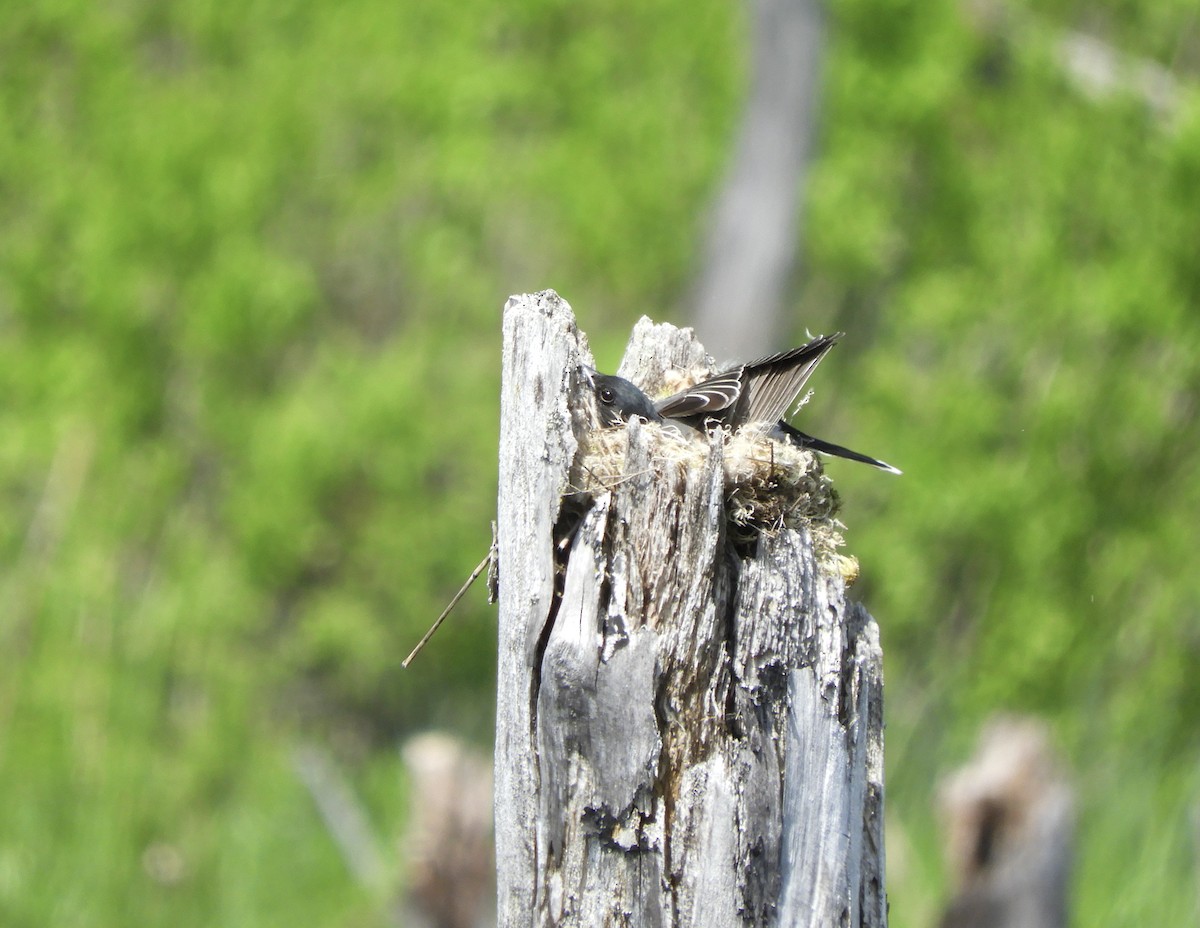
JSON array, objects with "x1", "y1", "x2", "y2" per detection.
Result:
[
  {"x1": 735, "y1": 333, "x2": 843, "y2": 424},
  {"x1": 654, "y1": 370, "x2": 743, "y2": 418}
]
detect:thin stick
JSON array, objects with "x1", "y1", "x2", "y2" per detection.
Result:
[{"x1": 402, "y1": 548, "x2": 494, "y2": 668}]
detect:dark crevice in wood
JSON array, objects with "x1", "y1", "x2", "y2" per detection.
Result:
[
  {"x1": 530, "y1": 495, "x2": 589, "y2": 744},
  {"x1": 721, "y1": 548, "x2": 746, "y2": 740}
]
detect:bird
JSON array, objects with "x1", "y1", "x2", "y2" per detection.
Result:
[{"x1": 581, "y1": 332, "x2": 901, "y2": 474}]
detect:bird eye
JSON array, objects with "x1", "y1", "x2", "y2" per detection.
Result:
[{"x1": 599, "y1": 388, "x2": 615, "y2": 404}]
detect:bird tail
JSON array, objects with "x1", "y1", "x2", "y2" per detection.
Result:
[{"x1": 775, "y1": 422, "x2": 902, "y2": 475}]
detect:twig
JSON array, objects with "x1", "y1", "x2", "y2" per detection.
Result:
[{"x1": 403, "y1": 546, "x2": 495, "y2": 668}]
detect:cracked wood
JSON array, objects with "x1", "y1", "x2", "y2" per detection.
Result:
[{"x1": 495, "y1": 290, "x2": 886, "y2": 927}]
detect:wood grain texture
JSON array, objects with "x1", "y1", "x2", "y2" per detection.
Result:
[
  {"x1": 495, "y1": 290, "x2": 588, "y2": 925},
  {"x1": 496, "y1": 291, "x2": 886, "y2": 927}
]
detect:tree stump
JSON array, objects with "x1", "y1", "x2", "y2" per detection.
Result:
[
  {"x1": 495, "y1": 290, "x2": 886, "y2": 927},
  {"x1": 936, "y1": 715, "x2": 1074, "y2": 928}
]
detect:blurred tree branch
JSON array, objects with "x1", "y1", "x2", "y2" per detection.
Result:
[{"x1": 688, "y1": 0, "x2": 826, "y2": 357}]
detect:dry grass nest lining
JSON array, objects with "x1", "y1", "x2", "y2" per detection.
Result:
[{"x1": 574, "y1": 422, "x2": 844, "y2": 553}]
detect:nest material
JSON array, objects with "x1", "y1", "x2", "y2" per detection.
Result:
[{"x1": 573, "y1": 421, "x2": 846, "y2": 559}]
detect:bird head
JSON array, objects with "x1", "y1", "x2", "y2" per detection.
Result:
[{"x1": 580, "y1": 367, "x2": 662, "y2": 427}]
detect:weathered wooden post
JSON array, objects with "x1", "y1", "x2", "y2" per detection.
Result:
[
  {"x1": 495, "y1": 290, "x2": 886, "y2": 927},
  {"x1": 936, "y1": 716, "x2": 1074, "y2": 928}
]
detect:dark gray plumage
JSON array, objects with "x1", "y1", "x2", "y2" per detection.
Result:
[
  {"x1": 582, "y1": 333, "x2": 901, "y2": 474},
  {"x1": 581, "y1": 369, "x2": 665, "y2": 428}
]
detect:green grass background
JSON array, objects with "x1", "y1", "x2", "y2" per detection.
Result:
[{"x1": 2, "y1": 0, "x2": 1198, "y2": 924}]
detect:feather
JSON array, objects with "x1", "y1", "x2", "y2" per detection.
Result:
[
  {"x1": 654, "y1": 371, "x2": 743, "y2": 418},
  {"x1": 733, "y1": 334, "x2": 842, "y2": 424},
  {"x1": 653, "y1": 333, "x2": 843, "y2": 427}
]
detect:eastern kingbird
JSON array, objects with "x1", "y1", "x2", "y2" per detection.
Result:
[{"x1": 582, "y1": 333, "x2": 901, "y2": 474}]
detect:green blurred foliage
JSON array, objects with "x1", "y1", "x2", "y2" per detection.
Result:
[
  {"x1": 0, "y1": 0, "x2": 741, "y2": 924},
  {"x1": 804, "y1": 1, "x2": 1200, "y2": 921},
  {"x1": 0, "y1": 0, "x2": 1197, "y2": 924}
]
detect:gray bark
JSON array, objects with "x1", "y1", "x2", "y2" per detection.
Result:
[{"x1": 495, "y1": 290, "x2": 885, "y2": 927}]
